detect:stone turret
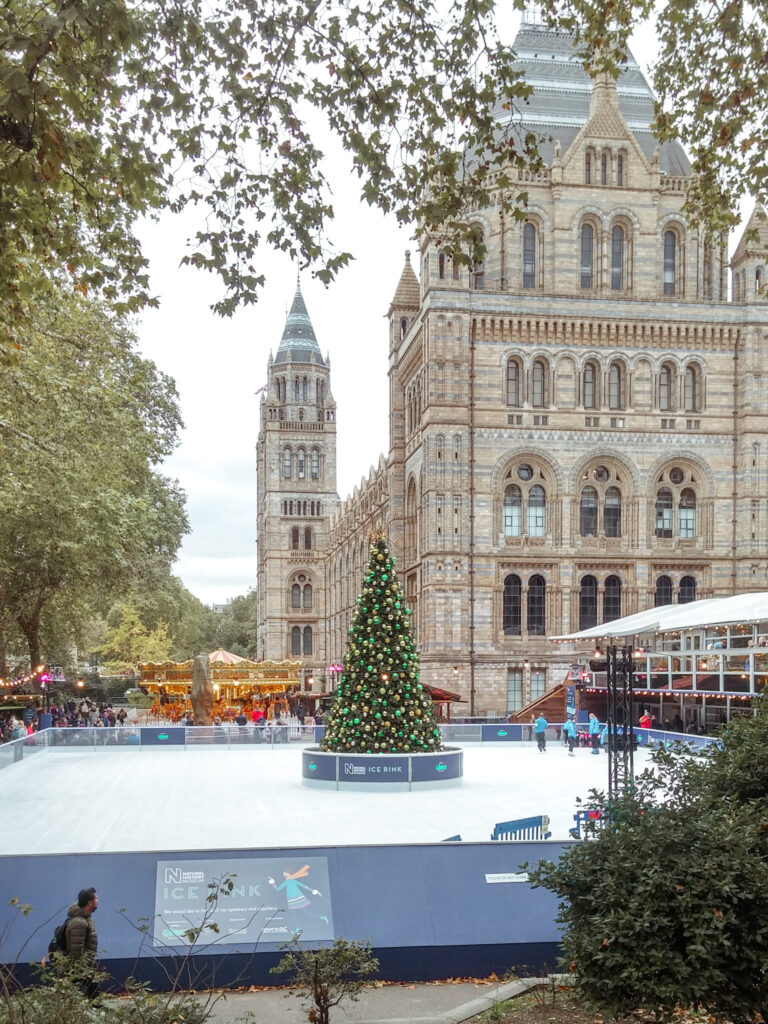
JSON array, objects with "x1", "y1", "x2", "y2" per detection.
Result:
[{"x1": 732, "y1": 204, "x2": 768, "y2": 303}]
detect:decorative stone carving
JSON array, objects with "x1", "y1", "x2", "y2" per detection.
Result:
[{"x1": 191, "y1": 654, "x2": 213, "y2": 726}]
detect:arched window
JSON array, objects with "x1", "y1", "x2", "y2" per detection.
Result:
[
  {"x1": 679, "y1": 488, "x2": 697, "y2": 538},
  {"x1": 293, "y1": 377, "x2": 300, "y2": 400},
  {"x1": 472, "y1": 228, "x2": 485, "y2": 290},
  {"x1": 684, "y1": 366, "x2": 699, "y2": 412},
  {"x1": 580, "y1": 486, "x2": 598, "y2": 537},
  {"x1": 302, "y1": 376, "x2": 308, "y2": 401},
  {"x1": 611, "y1": 225, "x2": 624, "y2": 291},
  {"x1": 291, "y1": 626, "x2": 301, "y2": 656},
  {"x1": 506, "y1": 358, "x2": 521, "y2": 406},
  {"x1": 528, "y1": 575, "x2": 546, "y2": 636},
  {"x1": 503, "y1": 574, "x2": 522, "y2": 636},
  {"x1": 604, "y1": 487, "x2": 621, "y2": 537},
  {"x1": 297, "y1": 448, "x2": 306, "y2": 478},
  {"x1": 580, "y1": 223, "x2": 594, "y2": 289},
  {"x1": 584, "y1": 151, "x2": 592, "y2": 184},
  {"x1": 527, "y1": 485, "x2": 546, "y2": 536},
  {"x1": 617, "y1": 153, "x2": 624, "y2": 186},
  {"x1": 282, "y1": 448, "x2": 292, "y2": 478},
  {"x1": 311, "y1": 448, "x2": 320, "y2": 479},
  {"x1": 655, "y1": 575, "x2": 673, "y2": 607},
  {"x1": 579, "y1": 576, "x2": 598, "y2": 630},
  {"x1": 659, "y1": 363, "x2": 674, "y2": 411},
  {"x1": 291, "y1": 584, "x2": 301, "y2": 609},
  {"x1": 303, "y1": 626, "x2": 313, "y2": 655},
  {"x1": 400, "y1": 317, "x2": 408, "y2": 340},
  {"x1": 757, "y1": 266, "x2": 763, "y2": 295},
  {"x1": 583, "y1": 360, "x2": 598, "y2": 408},
  {"x1": 601, "y1": 152, "x2": 607, "y2": 185},
  {"x1": 532, "y1": 359, "x2": 548, "y2": 407},
  {"x1": 679, "y1": 576, "x2": 696, "y2": 603},
  {"x1": 663, "y1": 229, "x2": 677, "y2": 296},
  {"x1": 304, "y1": 527, "x2": 312, "y2": 549},
  {"x1": 655, "y1": 488, "x2": 673, "y2": 538},
  {"x1": 603, "y1": 575, "x2": 622, "y2": 622},
  {"x1": 438, "y1": 251, "x2": 446, "y2": 279},
  {"x1": 303, "y1": 583, "x2": 313, "y2": 609},
  {"x1": 291, "y1": 527, "x2": 300, "y2": 550},
  {"x1": 503, "y1": 485, "x2": 522, "y2": 537},
  {"x1": 608, "y1": 361, "x2": 624, "y2": 410},
  {"x1": 317, "y1": 379, "x2": 325, "y2": 404},
  {"x1": 523, "y1": 223, "x2": 536, "y2": 289}
]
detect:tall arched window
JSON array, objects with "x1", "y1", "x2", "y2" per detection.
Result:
[
  {"x1": 684, "y1": 366, "x2": 699, "y2": 412},
  {"x1": 604, "y1": 575, "x2": 622, "y2": 622},
  {"x1": 580, "y1": 223, "x2": 594, "y2": 289},
  {"x1": 302, "y1": 376, "x2": 308, "y2": 401},
  {"x1": 303, "y1": 583, "x2": 313, "y2": 609},
  {"x1": 503, "y1": 574, "x2": 522, "y2": 636},
  {"x1": 663, "y1": 229, "x2": 677, "y2": 295},
  {"x1": 528, "y1": 575, "x2": 546, "y2": 635},
  {"x1": 757, "y1": 266, "x2": 763, "y2": 295},
  {"x1": 523, "y1": 223, "x2": 536, "y2": 289},
  {"x1": 472, "y1": 231, "x2": 485, "y2": 290},
  {"x1": 311, "y1": 448, "x2": 320, "y2": 479},
  {"x1": 291, "y1": 584, "x2": 301, "y2": 608},
  {"x1": 438, "y1": 250, "x2": 446, "y2": 279},
  {"x1": 291, "y1": 527, "x2": 300, "y2": 550},
  {"x1": 655, "y1": 488, "x2": 673, "y2": 538},
  {"x1": 532, "y1": 359, "x2": 548, "y2": 407},
  {"x1": 291, "y1": 626, "x2": 301, "y2": 656},
  {"x1": 506, "y1": 358, "x2": 521, "y2": 406},
  {"x1": 604, "y1": 487, "x2": 622, "y2": 537},
  {"x1": 580, "y1": 487, "x2": 598, "y2": 537},
  {"x1": 678, "y1": 488, "x2": 697, "y2": 538},
  {"x1": 584, "y1": 151, "x2": 592, "y2": 184},
  {"x1": 297, "y1": 448, "x2": 306, "y2": 478},
  {"x1": 659, "y1": 363, "x2": 674, "y2": 411},
  {"x1": 303, "y1": 626, "x2": 313, "y2": 655},
  {"x1": 679, "y1": 576, "x2": 696, "y2": 603},
  {"x1": 304, "y1": 527, "x2": 312, "y2": 549},
  {"x1": 579, "y1": 576, "x2": 598, "y2": 630},
  {"x1": 527, "y1": 485, "x2": 546, "y2": 536},
  {"x1": 282, "y1": 448, "x2": 292, "y2": 478},
  {"x1": 608, "y1": 362, "x2": 625, "y2": 410},
  {"x1": 317, "y1": 379, "x2": 325, "y2": 404},
  {"x1": 400, "y1": 317, "x2": 408, "y2": 339},
  {"x1": 611, "y1": 225, "x2": 624, "y2": 291},
  {"x1": 601, "y1": 152, "x2": 608, "y2": 185},
  {"x1": 655, "y1": 575, "x2": 673, "y2": 607},
  {"x1": 583, "y1": 360, "x2": 598, "y2": 408},
  {"x1": 617, "y1": 153, "x2": 624, "y2": 186},
  {"x1": 503, "y1": 485, "x2": 522, "y2": 537}
]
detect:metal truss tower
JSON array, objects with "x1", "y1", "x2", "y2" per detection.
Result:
[{"x1": 606, "y1": 645, "x2": 635, "y2": 800}]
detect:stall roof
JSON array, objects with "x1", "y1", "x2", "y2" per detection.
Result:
[
  {"x1": 552, "y1": 592, "x2": 768, "y2": 641},
  {"x1": 420, "y1": 683, "x2": 467, "y2": 703}
]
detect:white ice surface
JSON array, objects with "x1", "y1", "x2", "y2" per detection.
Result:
[{"x1": 0, "y1": 743, "x2": 655, "y2": 855}]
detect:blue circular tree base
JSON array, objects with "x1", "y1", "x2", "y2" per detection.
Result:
[{"x1": 302, "y1": 746, "x2": 463, "y2": 790}]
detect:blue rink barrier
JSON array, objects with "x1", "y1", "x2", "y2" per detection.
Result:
[{"x1": 0, "y1": 841, "x2": 566, "y2": 989}]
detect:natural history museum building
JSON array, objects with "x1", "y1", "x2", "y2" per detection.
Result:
[{"x1": 257, "y1": 15, "x2": 768, "y2": 716}]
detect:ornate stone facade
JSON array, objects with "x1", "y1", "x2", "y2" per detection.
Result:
[{"x1": 257, "y1": 18, "x2": 768, "y2": 715}]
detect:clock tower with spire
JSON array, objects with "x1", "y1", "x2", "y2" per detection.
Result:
[{"x1": 256, "y1": 280, "x2": 338, "y2": 685}]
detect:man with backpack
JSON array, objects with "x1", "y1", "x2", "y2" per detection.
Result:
[{"x1": 64, "y1": 887, "x2": 99, "y2": 998}]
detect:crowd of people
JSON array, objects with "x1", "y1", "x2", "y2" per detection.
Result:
[{"x1": 0, "y1": 700, "x2": 129, "y2": 743}]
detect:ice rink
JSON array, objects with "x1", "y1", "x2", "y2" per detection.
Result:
[{"x1": 0, "y1": 741, "x2": 655, "y2": 855}]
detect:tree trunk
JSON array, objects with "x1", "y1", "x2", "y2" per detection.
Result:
[{"x1": 0, "y1": 626, "x2": 7, "y2": 678}]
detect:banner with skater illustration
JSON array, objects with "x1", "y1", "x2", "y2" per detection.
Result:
[{"x1": 152, "y1": 856, "x2": 334, "y2": 946}]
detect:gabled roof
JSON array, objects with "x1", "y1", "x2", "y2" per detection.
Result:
[
  {"x1": 732, "y1": 204, "x2": 768, "y2": 264},
  {"x1": 496, "y1": 20, "x2": 691, "y2": 175},
  {"x1": 274, "y1": 278, "x2": 325, "y2": 366}
]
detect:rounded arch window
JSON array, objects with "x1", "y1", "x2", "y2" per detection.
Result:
[
  {"x1": 579, "y1": 576, "x2": 598, "y2": 630},
  {"x1": 580, "y1": 222, "x2": 595, "y2": 289},
  {"x1": 531, "y1": 359, "x2": 549, "y2": 407},
  {"x1": 528, "y1": 575, "x2": 546, "y2": 636},
  {"x1": 583, "y1": 360, "x2": 599, "y2": 409},
  {"x1": 655, "y1": 487, "x2": 673, "y2": 538},
  {"x1": 580, "y1": 486, "x2": 598, "y2": 537},
  {"x1": 659, "y1": 363, "x2": 675, "y2": 411},
  {"x1": 679, "y1": 488, "x2": 697, "y2": 538},
  {"x1": 663, "y1": 228, "x2": 678, "y2": 296},
  {"x1": 282, "y1": 448, "x2": 292, "y2": 479},
  {"x1": 517, "y1": 464, "x2": 533, "y2": 481},
  {"x1": 684, "y1": 365, "x2": 700, "y2": 412},
  {"x1": 291, "y1": 626, "x2": 301, "y2": 656},
  {"x1": 506, "y1": 358, "x2": 522, "y2": 407},
  {"x1": 655, "y1": 575, "x2": 673, "y2": 607},
  {"x1": 611, "y1": 224, "x2": 625, "y2": 291},
  {"x1": 604, "y1": 487, "x2": 621, "y2": 537},
  {"x1": 303, "y1": 583, "x2": 313, "y2": 609},
  {"x1": 297, "y1": 448, "x2": 306, "y2": 478},
  {"x1": 604, "y1": 575, "x2": 622, "y2": 622},
  {"x1": 503, "y1": 574, "x2": 522, "y2": 635},
  {"x1": 679, "y1": 576, "x2": 696, "y2": 604},
  {"x1": 608, "y1": 361, "x2": 625, "y2": 410},
  {"x1": 503, "y1": 484, "x2": 522, "y2": 537},
  {"x1": 291, "y1": 583, "x2": 301, "y2": 608},
  {"x1": 523, "y1": 222, "x2": 537, "y2": 289},
  {"x1": 527, "y1": 485, "x2": 546, "y2": 536}
]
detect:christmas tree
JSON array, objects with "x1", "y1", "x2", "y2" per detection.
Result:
[{"x1": 321, "y1": 532, "x2": 442, "y2": 754}]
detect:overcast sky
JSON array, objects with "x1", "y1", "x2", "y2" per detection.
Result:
[{"x1": 135, "y1": 12, "x2": 747, "y2": 608}]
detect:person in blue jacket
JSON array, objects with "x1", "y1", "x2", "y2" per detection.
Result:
[
  {"x1": 588, "y1": 712, "x2": 602, "y2": 754},
  {"x1": 562, "y1": 717, "x2": 578, "y2": 756},
  {"x1": 534, "y1": 714, "x2": 548, "y2": 752}
]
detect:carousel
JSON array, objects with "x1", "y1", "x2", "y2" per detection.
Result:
[{"x1": 138, "y1": 650, "x2": 302, "y2": 722}]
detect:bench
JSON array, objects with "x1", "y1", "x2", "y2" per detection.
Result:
[{"x1": 490, "y1": 815, "x2": 551, "y2": 841}]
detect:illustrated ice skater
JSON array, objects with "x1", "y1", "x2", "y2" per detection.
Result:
[{"x1": 268, "y1": 865, "x2": 329, "y2": 926}]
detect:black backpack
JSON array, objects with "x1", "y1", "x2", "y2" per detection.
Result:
[{"x1": 47, "y1": 919, "x2": 69, "y2": 956}]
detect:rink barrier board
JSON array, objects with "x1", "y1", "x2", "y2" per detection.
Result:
[{"x1": 0, "y1": 841, "x2": 566, "y2": 989}]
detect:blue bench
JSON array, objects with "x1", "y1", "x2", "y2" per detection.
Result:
[{"x1": 490, "y1": 815, "x2": 551, "y2": 841}]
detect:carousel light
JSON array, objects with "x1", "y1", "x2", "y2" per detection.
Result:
[{"x1": 76, "y1": 679, "x2": 84, "y2": 688}]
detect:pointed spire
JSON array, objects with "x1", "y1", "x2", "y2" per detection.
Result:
[
  {"x1": 389, "y1": 249, "x2": 420, "y2": 314},
  {"x1": 275, "y1": 275, "x2": 324, "y2": 366}
]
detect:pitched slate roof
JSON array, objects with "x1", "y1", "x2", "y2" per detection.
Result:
[
  {"x1": 274, "y1": 278, "x2": 325, "y2": 366},
  {"x1": 496, "y1": 21, "x2": 691, "y2": 176},
  {"x1": 389, "y1": 251, "x2": 421, "y2": 312}
]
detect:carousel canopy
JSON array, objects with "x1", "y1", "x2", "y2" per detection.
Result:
[{"x1": 553, "y1": 592, "x2": 768, "y2": 641}]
